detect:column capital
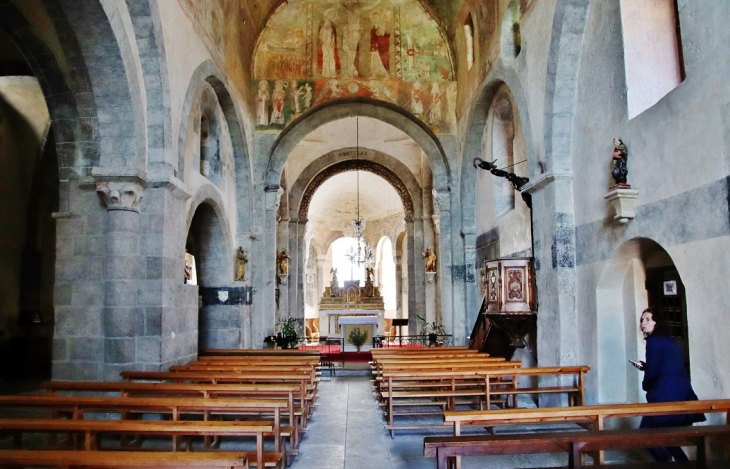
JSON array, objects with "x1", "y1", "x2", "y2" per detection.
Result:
[
  {"x1": 431, "y1": 187, "x2": 451, "y2": 212},
  {"x1": 264, "y1": 185, "x2": 284, "y2": 211},
  {"x1": 92, "y1": 169, "x2": 146, "y2": 212}
]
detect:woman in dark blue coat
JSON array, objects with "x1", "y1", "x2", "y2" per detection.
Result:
[{"x1": 634, "y1": 308, "x2": 705, "y2": 462}]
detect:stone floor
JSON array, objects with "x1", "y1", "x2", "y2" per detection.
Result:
[{"x1": 290, "y1": 375, "x2": 573, "y2": 469}]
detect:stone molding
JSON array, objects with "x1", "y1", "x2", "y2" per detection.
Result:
[
  {"x1": 432, "y1": 188, "x2": 450, "y2": 211},
  {"x1": 299, "y1": 160, "x2": 415, "y2": 219},
  {"x1": 265, "y1": 185, "x2": 284, "y2": 211},
  {"x1": 146, "y1": 171, "x2": 193, "y2": 200}
]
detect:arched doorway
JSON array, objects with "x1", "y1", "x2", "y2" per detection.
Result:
[{"x1": 596, "y1": 237, "x2": 689, "y2": 403}]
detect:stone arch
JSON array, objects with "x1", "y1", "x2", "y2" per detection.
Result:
[
  {"x1": 185, "y1": 184, "x2": 235, "y2": 283},
  {"x1": 266, "y1": 98, "x2": 451, "y2": 190},
  {"x1": 595, "y1": 237, "x2": 682, "y2": 404},
  {"x1": 0, "y1": 0, "x2": 98, "y2": 175},
  {"x1": 460, "y1": 71, "x2": 536, "y2": 235},
  {"x1": 544, "y1": 0, "x2": 592, "y2": 173},
  {"x1": 291, "y1": 148, "x2": 419, "y2": 221},
  {"x1": 178, "y1": 60, "x2": 253, "y2": 234}
]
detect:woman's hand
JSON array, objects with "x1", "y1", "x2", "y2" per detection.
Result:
[{"x1": 630, "y1": 359, "x2": 645, "y2": 370}]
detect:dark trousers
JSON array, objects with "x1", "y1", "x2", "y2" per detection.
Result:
[{"x1": 639, "y1": 419, "x2": 690, "y2": 462}]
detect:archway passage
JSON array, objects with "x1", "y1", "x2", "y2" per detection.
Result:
[{"x1": 596, "y1": 237, "x2": 689, "y2": 404}]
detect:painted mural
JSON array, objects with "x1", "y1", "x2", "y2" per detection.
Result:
[{"x1": 253, "y1": 0, "x2": 456, "y2": 134}]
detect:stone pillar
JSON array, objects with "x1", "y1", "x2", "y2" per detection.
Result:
[
  {"x1": 276, "y1": 217, "x2": 290, "y2": 323},
  {"x1": 287, "y1": 219, "x2": 306, "y2": 326},
  {"x1": 262, "y1": 186, "x2": 283, "y2": 341},
  {"x1": 405, "y1": 217, "x2": 417, "y2": 334},
  {"x1": 433, "y1": 189, "x2": 460, "y2": 343},
  {"x1": 394, "y1": 253, "x2": 403, "y2": 316},
  {"x1": 316, "y1": 257, "x2": 326, "y2": 334},
  {"x1": 462, "y1": 228, "x2": 479, "y2": 330},
  {"x1": 96, "y1": 177, "x2": 145, "y2": 381},
  {"x1": 523, "y1": 174, "x2": 579, "y2": 368},
  {"x1": 432, "y1": 213, "x2": 443, "y2": 325}
]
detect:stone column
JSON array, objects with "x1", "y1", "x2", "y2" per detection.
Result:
[
  {"x1": 95, "y1": 177, "x2": 145, "y2": 381},
  {"x1": 433, "y1": 189, "x2": 460, "y2": 343},
  {"x1": 432, "y1": 213, "x2": 443, "y2": 324},
  {"x1": 276, "y1": 217, "x2": 290, "y2": 323},
  {"x1": 462, "y1": 228, "x2": 479, "y2": 330},
  {"x1": 405, "y1": 217, "x2": 417, "y2": 334},
  {"x1": 289, "y1": 219, "x2": 307, "y2": 327},
  {"x1": 316, "y1": 257, "x2": 326, "y2": 334},
  {"x1": 262, "y1": 186, "x2": 283, "y2": 342},
  {"x1": 523, "y1": 174, "x2": 579, "y2": 368},
  {"x1": 394, "y1": 253, "x2": 403, "y2": 316}
]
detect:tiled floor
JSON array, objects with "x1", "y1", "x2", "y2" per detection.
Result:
[{"x1": 290, "y1": 375, "x2": 572, "y2": 469}]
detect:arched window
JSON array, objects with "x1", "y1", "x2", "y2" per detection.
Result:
[
  {"x1": 620, "y1": 0, "x2": 684, "y2": 118},
  {"x1": 463, "y1": 13, "x2": 474, "y2": 71},
  {"x1": 491, "y1": 92, "x2": 516, "y2": 216},
  {"x1": 500, "y1": 2, "x2": 521, "y2": 61}
]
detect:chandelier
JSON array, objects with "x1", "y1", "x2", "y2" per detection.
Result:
[{"x1": 345, "y1": 117, "x2": 374, "y2": 267}]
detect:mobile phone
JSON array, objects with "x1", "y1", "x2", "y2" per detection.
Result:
[{"x1": 629, "y1": 359, "x2": 642, "y2": 368}]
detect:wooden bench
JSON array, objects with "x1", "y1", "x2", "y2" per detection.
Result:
[
  {"x1": 42, "y1": 381, "x2": 306, "y2": 433},
  {"x1": 0, "y1": 418, "x2": 278, "y2": 469},
  {"x1": 0, "y1": 450, "x2": 250, "y2": 468},
  {"x1": 424, "y1": 425, "x2": 730, "y2": 469},
  {"x1": 119, "y1": 371, "x2": 318, "y2": 421},
  {"x1": 200, "y1": 349, "x2": 320, "y2": 357},
  {"x1": 0, "y1": 395, "x2": 295, "y2": 456},
  {"x1": 479, "y1": 366, "x2": 590, "y2": 409}
]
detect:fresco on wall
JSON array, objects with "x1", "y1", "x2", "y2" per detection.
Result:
[{"x1": 253, "y1": 0, "x2": 456, "y2": 134}]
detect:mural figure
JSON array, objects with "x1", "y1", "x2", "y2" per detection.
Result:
[
  {"x1": 341, "y1": 14, "x2": 362, "y2": 78},
  {"x1": 369, "y1": 15, "x2": 390, "y2": 79},
  {"x1": 411, "y1": 82, "x2": 424, "y2": 116},
  {"x1": 235, "y1": 246, "x2": 248, "y2": 281},
  {"x1": 303, "y1": 83, "x2": 313, "y2": 109},
  {"x1": 184, "y1": 261, "x2": 193, "y2": 283},
  {"x1": 423, "y1": 247, "x2": 437, "y2": 272},
  {"x1": 611, "y1": 137, "x2": 629, "y2": 185},
  {"x1": 256, "y1": 80, "x2": 270, "y2": 126},
  {"x1": 277, "y1": 249, "x2": 290, "y2": 275},
  {"x1": 270, "y1": 80, "x2": 286, "y2": 125},
  {"x1": 428, "y1": 82, "x2": 443, "y2": 125},
  {"x1": 290, "y1": 80, "x2": 303, "y2": 114},
  {"x1": 319, "y1": 14, "x2": 339, "y2": 78}
]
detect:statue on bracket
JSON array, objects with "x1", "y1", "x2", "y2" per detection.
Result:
[
  {"x1": 235, "y1": 246, "x2": 248, "y2": 282},
  {"x1": 611, "y1": 138, "x2": 629, "y2": 186},
  {"x1": 423, "y1": 247, "x2": 437, "y2": 272},
  {"x1": 277, "y1": 249, "x2": 290, "y2": 275}
]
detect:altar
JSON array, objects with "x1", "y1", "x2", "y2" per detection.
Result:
[
  {"x1": 338, "y1": 315, "x2": 378, "y2": 352},
  {"x1": 322, "y1": 309, "x2": 382, "y2": 335}
]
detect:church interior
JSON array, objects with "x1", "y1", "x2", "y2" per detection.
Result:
[{"x1": 1, "y1": 0, "x2": 730, "y2": 466}]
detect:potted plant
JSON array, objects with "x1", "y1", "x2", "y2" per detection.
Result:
[
  {"x1": 416, "y1": 314, "x2": 445, "y2": 346},
  {"x1": 348, "y1": 327, "x2": 369, "y2": 352},
  {"x1": 276, "y1": 317, "x2": 299, "y2": 348}
]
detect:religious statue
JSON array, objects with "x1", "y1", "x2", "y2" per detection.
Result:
[
  {"x1": 277, "y1": 249, "x2": 290, "y2": 275},
  {"x1": 611, "y1": 137, "x2": 629, "y2": 185},
  {"x1": 365, "y1": 266, "x2": 374, "y2": 284},
  {"x1": 184, "y1": 261, "x2": 193, "y2": 284},
  {"x1": 330, "y1": 267, "x2": 338, "y2": 285},
  {"x1": 423, "y1": 247, "x2": 437, "y2": 272},
  {"x1": 235, "y1": 246, "x2": 248, "y2": 282}
]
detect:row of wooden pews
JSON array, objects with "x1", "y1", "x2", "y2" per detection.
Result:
[
  {"x1": 0, "y1": 348, "x2": 322, "y2": 469},
  {"x1": 369, "y1": 347, "x2": 589, "y2": 437}
]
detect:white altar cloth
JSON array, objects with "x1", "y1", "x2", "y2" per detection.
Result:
[
  {"x1": 321, "y1": 309, "x2": 382, "y2": 335},
  {"x1": 338, "y1": 315, "x2": 379, "y2": 351}
]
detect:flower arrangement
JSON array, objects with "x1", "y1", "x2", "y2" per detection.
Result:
[{"x1": 348, "y1": 327, "x2": 369, "y2": 352}]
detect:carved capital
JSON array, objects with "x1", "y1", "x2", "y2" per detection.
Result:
[
  {"x1": 265, "y1": 185, "x2": 285, "y2": 211},
  {"x1": 432, "y1": 187, "x2": 450, "y2": 212},
  {"x1": 96, "y1": 181, "x2": 144, "y2": 212}
]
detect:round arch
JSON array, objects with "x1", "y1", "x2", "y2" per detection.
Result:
[
  {"x1": 178, "y1": 60, "x2": 253, "y2": 234},
  {"x1": 266, "y1": 98, "x2": 451, "y2": 190},
  {"x1": 460, "y1": 70, "x2": 536, "y2": 234},
  {"x1": 595, "y1": 237, "x2": 683, "y2": 405},
  {"x1": 185, "y1": 184, "x2": 236, "y2": 283},
  {"x1": 295, "y1": 156, "x2": 417, "y2": 221}
]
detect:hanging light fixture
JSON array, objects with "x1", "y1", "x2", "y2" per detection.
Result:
[{"x1": 346, "y1": 117, "x2": 373, "y2": 268}]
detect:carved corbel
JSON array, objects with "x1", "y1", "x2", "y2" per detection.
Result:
[
  {"x1": 432, "y1": 187, "x2": 450, "y2": 212},
  {"x1": 96, "y1": 181, "x2": 145, "y2": 212},
  {"x1": 265, "y1": 185, "x2": 285, "y2": 211}
]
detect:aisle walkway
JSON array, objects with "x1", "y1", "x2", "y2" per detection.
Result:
[{"x1": 289, "y1": 376, "x2": 570, "y2": 469}]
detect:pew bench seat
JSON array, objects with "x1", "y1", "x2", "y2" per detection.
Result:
[{"x1": 0, "y1": 450, "x2": 250, "y2": 468}]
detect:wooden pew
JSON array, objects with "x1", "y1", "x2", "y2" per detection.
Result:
[
  {"x1": 42, "y1": 381, "x2": 306, "y2": 433},
  {"x1": 0, "y1": 395, "x2": 294, "y2": 455},
  {"x1": 479, "y1": 366, "x2": 590, "y2": 408},
  {"x1": 424, "y1": 425, "x2": 730, "y2": 469},
  {"x1": 119, "y1": 371, "x2": 317, "y2": 422},
  {"x1": 200, "y1": 349, "x2": 320, "y2": 357},
  {"x1": 0, "y1": 418, "x2": 277, "y2": 469},
  {"x1": 0, "y1": 450, "x2": 250, "y2": 468}
]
